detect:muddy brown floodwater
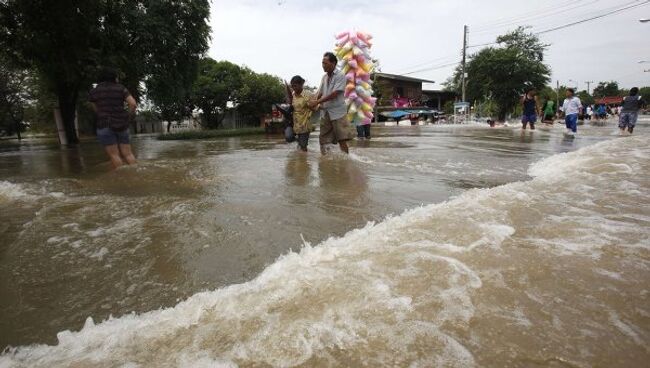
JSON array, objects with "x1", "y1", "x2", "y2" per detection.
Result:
[{"x1": 1, "y1": 122, "x2": 648, "y2": 367}]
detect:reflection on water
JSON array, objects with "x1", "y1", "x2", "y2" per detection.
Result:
[
  {"x1": 318, "y1": 156, "x2": 368, "y2": 215},
  {"x1": 284, "y1": 152, "x2": 311, "y2": 188},
  {"x1": 0, "y1": 122, "x2": 648, "y2": 367}
]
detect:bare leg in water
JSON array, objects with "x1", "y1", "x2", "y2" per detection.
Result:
[
  {"x1": 105, "y1": 144, "x2": 124, "y2": 169},
  {"x1": 118, "y1": 144, "x2": 137, "y2": 165},
  {"x1": 320, "y1": 141, "x2": 349, "y2": 155},
  {"x1": 339, "y1": 141, "x2": 349, "y2": 154}
]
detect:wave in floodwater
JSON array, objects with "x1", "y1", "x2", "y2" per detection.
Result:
[{"x1": 1, "y1": 135, "x2": 649, "y2": 367}]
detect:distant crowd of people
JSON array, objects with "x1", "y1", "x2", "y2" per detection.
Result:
[{"x1": 519, "y1": 87, "x2": 646, "y2": 135}]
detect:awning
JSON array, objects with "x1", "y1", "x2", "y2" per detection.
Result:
[
  {"x1": 381, "y1": 110, "x2": 413, "y2": 118},
  {"x1": 596, "y1": 96, "x2": 623, "y2": 105}
]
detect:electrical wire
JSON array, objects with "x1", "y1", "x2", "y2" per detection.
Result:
[
  {"x1": 535, "y1": 0, "x2": 649, "y2": 34},
  {"x1": 401, "y1": 61, "x2": 460, "y2": 76},
  {"x1": 468, "y1": 0, "x2": 649, "y2": 48},
  {"x1": 392, "y1": 0, "x2": 649, "y2": 78},
  {"x1": 393, "y1": 54, "x2": 461, "y2": 74},
  {"x1": 471, "y1": 0, "x2": 579, "y2": 30},
  {"x1": 396, "y1": 0, "x2": 627, "y2": 74},
  {"x1": 474, "y1": 0, "x2": 642, "y2": 38}
]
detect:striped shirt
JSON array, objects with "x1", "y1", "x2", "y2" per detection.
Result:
[{"x1": 89, "y1": 82, "x2": 131, "y2": 129}]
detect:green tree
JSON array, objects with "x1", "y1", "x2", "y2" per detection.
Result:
[
  {"x1": 592, "y1": 81, "x2": 619, "y2": 97},
  {"x1": 447, "y1": 27, "x2": 551, "y2": 120},
  {"x1": 0, "y1": 57, "x2": 31, "y2": 138},
  {"x1": 639, "y1": 86, "x2": 650, "y2": 104},
  {"x1": 538, "y1": 85, "x2": 559, "y2": 107},
  {"x1": 144, "y1": 0, "x2": 210, "y2": 131},
  {"x1": 236, "y1": 69, "x2": 285, "y2": 123},
  {"x1": 192, "y1": 59, "x2": 243, "y2": 129},
  {"x1": 0, "y1": 0, "x2": 210, "y2": 143},
  {"x1": 577, "y1": 90, "x2": 594, "y2": 105}
]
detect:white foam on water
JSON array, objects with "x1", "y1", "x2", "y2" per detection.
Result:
[
  {"x1": 2, "y1": 135, "x2": 649, "y2": 367},
  {"x1": 0, "y1": 181, "x2": 30, "y2": 201}
]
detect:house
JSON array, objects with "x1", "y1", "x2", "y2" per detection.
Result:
[
  {"x1": 372, "y1": 72, "x2": 435, "y2": 108},
  {"x1": 422, "y1": 89, "x2": 458, "y2": 111}
]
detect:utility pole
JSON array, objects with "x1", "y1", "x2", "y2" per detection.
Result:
[
  {"x1": 461, "y1": 25, "x2": 468, "y2": 102},
  {"x1": 585, "y1": 81, "x2": 594, "y2": 94}
]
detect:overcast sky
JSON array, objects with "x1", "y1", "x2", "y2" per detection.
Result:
[{"x1": 208, "y1": 0, "x2": 650, "y2": 91}]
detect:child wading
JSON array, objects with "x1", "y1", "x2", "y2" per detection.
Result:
[
  {"x1": 542, "y1": 99, "x2": 555, "y2": 124},
  {"x1": 285, "y1": 75, "x2": 315, "y2": 151},
  {"x1": 520, "y1": 87, "x2": 540, "y2": 130},
  {"x1": 560, "y1": 88, "x2": 582, "y2": 135}
]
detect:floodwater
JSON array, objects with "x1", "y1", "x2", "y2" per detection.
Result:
[{"x1": 0, "y1": 121, "x2": 648, "y2": 367}]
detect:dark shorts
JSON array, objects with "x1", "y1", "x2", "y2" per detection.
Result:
[
  {"x1": 320, "y1": 112, "x2": 354, "y2": 145},
  {"x1": 285, "y1": 126, "x2": 310, "y2": 149},
  {"x1": 97, "y1": 127, "x2": 130, "y2": 146},
  {"x1": 521, "y1": 114, "x2": 537, "y2": 124},
  {"x1": 296, "y1": 133, "x2": 309, "y2": 149},
  {"x1": 356, "y1": 124, "x2": 371, "y2": 139},
  {"x1": 565, "y1": 114, "x2": 578, "y2": 133},
  {"x1": 618, "y1": 112, "x2": 638, "y2": 128}
]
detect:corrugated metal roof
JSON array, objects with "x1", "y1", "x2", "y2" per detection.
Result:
[{"x1": 373, "y1": 72, "x2": 435, "y2": 84}]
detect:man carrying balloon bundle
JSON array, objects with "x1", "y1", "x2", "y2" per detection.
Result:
[
  {"x1": 332, "y1": 30, "x2": 377, "y2": 142},
  {"x1": 310, "y1": 52, "x2": 355, "y2": 155}
]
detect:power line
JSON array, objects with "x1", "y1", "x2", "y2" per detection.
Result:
[
  {"x1": 392, "y1": 0, "x2": 649, "y2": 79},
  {"x1": 401, "y1": 61, "x2": 459, "y2": 75},
  {"x1": 468, "y1": 0, "x2": 649, "y2": 48},
  {"x1": 472, "y1": 0, "x2": 602, "y2": 33},
  {"x1": 471, "y1": 0, "x2": 579, "y2": 30},
  {"x1": 536, "y1": 0, "x2": 649, "y2": 34},
  {"x1": 394, "y1": 54, "x2": 460, "y2": 74},
  {"x1": 396, "y1": 0, "x2": 625, "y2": 74},
  {"x1": 397, "y1": 0, "x2": 635, "y2": 74},
  {"x1": 472, "y1": 0, "x2": 633, "y2": 36}
]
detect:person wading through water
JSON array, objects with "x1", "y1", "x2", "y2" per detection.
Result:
[
  {"x1": 520, "y1": 87, "x2": 540, "y2": 130},
  {"x1": 89, "y1": 68, "x2": 137, "y2": 168},
  {"x1": 310, "y1": 52, "x2": 354, "y2": 155}
]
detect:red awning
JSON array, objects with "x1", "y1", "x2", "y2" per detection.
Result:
[{"x1": 596, "y1": 96, "x2": 623, "y2": 105}]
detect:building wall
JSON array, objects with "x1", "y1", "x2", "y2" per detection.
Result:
[
  {"x1": 220, "y1": 110, "x2": 259, "y2": 129},
  {"x1": 375, "y1": 79, "x2": 423, "y2": 106},
  {"x1": 131, "y1": 119, "x2": 163, "y2": 134},
  {"x1": 422, "y1": 91, "x2": 458, "y2": 111}
]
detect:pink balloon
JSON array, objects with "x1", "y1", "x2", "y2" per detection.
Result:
[{"x1": 345, "y1": 71, "x2": 355, "y2": 81}]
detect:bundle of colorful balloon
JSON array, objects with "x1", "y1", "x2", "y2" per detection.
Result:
[{"x1": 334, "y1": 31, "x2": 376, "y2": 126}]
